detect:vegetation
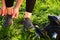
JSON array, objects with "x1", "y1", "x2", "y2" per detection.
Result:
[{"x1": 0, "y1": 0, "x2": 60, "y2": 40}]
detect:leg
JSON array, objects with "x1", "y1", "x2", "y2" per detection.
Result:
[
  {"x1": 3, "y1": 0, "x2": 14, "y2": 27},
  {"x1": 23, "y1": 0, "x2": 36, "y2": 32},
  {"x1": 24, "y1": 0, "x2": 36, "y2": 18},
  {"x1": 5, "y1": 0, "x2": 14, "y2": 15}
]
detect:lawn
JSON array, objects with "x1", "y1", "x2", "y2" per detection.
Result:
[{"x1": 0, "y1": 0, "x2": 60, "y2": 40}]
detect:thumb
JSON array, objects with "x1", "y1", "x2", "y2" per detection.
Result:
[
  {"x1": 15, "y1": 13, "x2": 18, "y2": 18},
  {"x1": 12, "y1": 13, "x2": 15, "y2": 18},
  {"x1": 12, "y1": 13, "x2": 18, "y2": 18}
]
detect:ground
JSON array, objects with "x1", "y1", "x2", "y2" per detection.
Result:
[{"x1": 0, "y1": 0, "x2": 60, "y2": 40}]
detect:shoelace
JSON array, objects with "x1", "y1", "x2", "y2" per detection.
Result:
[
  {"x1": 23, "y1": 18, "x2": 34, "y2": 32},
  {"x1": 3, "y1": 15, "x2": 13, "y2": 27}
]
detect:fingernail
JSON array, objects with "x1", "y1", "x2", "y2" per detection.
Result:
[
  {"x1": 12, "y1": 16, "x2": 14, "y2": 18},
  {"x1": 2, "y1": 14, "x2": 4, "y2": 16}
]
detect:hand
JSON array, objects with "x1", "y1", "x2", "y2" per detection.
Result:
[
  {"x1": 12, "y1": 8, "x2": 19, "y2": 18},
  {"x1": 1, "y1": 6, "x2": 7, "y2": 16}
]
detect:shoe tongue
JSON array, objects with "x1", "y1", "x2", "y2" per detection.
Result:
[
  {"x1": 24, "y1": 18, "x2": 34, "y2": 29},
  {"x1": 6, "y1": 15, "x2": 12, "y2": 18}
]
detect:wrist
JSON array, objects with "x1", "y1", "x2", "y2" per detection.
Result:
[
  {"x1": 14, "y1": 8, "x2": 19, "y2": 10},
  {"x1": 14, "y1": 7, "x2": 19, "y2": 11},
  {"x1": 2, "y1": 5, "x2": 6, "y2": 8}
]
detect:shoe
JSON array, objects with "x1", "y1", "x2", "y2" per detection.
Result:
[
  {"x1": 3, "y1": 15, "x2": 13, "y2": 27},
  {"x1": 35, "y1": 25, "x2": 45, "y2": 38},
  {"x1": 52, "y1": 32, "x2": 57, "y2": 39},
  {"x1": 48, "y1": 15, "x2": 60, "y2": 25},
  {"x1": 23, "y1": 18, "x2": 35, "y2": 32}
]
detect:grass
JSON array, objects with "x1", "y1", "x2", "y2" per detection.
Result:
[{"x1": 0, "y1": 0, "x2": 60, "y2": 40}]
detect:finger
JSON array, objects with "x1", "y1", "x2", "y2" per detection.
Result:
[
  {"x1": 12, "y1": 13, "x2": 15, "y2": 18},
  {"x1": 2, "y1": 14, "x2": 4, "y2": 16},
  {"x1": 0, "y1": 9, "x2": 2, "y2": 15},
  {"x1": 2, "y1": 10, "x2": 5, "y2": 16},
  {"x1": 4, "y1": 11, "x2": 7, "y2": 16},
  {"x1": 14, "y1": 13, "x2": 18, "y2": 18},
  {"x1": 11, "y1": 10, "x2": 13, "y2": 16},
  {"x1": 12, "y1": 13, "x2": 18, "y2": 18},
  {"x1": 2, "y1": 9, "x2": 7, "y2": 16}
]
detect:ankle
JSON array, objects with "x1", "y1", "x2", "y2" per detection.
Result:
[
  {"x1": 24, "y1": 12, "x2": 32, "y2": 18},
  {"x1": 7, "y1": 7, "x2": 13, "y2": 15}
]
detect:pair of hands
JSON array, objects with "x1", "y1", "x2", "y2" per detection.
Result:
[{"x1": 0, "y1": 7, "x2": 19, "y2": 18}]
